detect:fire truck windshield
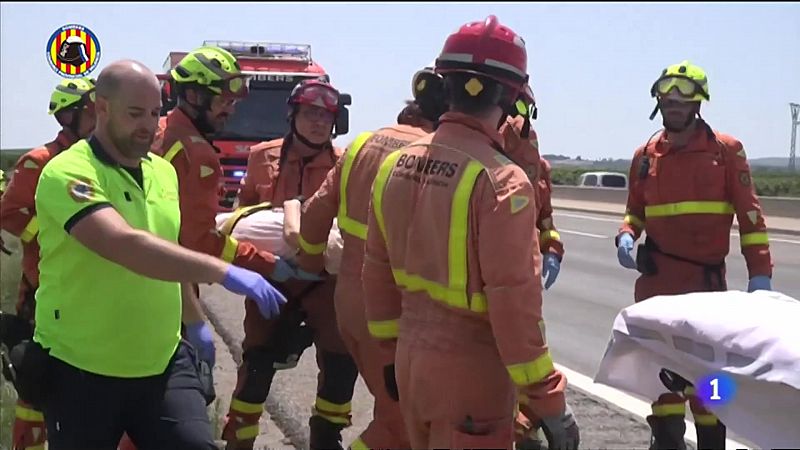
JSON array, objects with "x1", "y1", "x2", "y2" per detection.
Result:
[{"x1": 215, "y1": 85, "x2": 293, "y2": 141}]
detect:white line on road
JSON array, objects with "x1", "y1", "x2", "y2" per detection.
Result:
[
  {"x1": 559, "y1": 229, "x2": 608, "y2": 239},
  {"x1": 555, "y1": 212, "x2": 621, "y2": 223},
  {"x1": 555, "y1": 363, "x2": 749, "y2": 450},
  {"x1": 557, "y1": 211, "x2": 800, "y2": 245}
]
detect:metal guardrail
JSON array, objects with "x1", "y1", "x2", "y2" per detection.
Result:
[{"x1": 551, "y1": 186, "x2": 800, "y2": 219}]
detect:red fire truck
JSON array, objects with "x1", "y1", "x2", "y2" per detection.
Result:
[{"x1": 159, "y1": 40, "x2": 351, "y2": 211}]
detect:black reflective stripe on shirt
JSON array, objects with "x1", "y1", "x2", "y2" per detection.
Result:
[{"x1": 64, "y1": 202, "x2": 112, "y2": 234}]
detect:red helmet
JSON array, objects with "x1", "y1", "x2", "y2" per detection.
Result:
[
  {"x1": 435, "y1": 15, "x2": 528, "y2": 92},
  {"x1": 288, "y1": 79, "x2": 340, "y2": 114}
]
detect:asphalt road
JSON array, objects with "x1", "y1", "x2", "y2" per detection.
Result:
[
  {"x1": 200, "y1": 209, "x2": 800, "y2": 449},
  {"x1": 544, "y1": 211, "x2": 800, "y2": 378}
]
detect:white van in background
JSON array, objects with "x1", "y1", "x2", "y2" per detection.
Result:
[{"x1": 577, "y1": 171, "x2": 628, "y2": 189}]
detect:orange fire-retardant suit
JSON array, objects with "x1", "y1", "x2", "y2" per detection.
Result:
[
  {"x1": 1, "y1": 129, "x2": 78, "y2": 450},
  {"x1": 223, "y1": 136, "x2": 359, "y2": 449},
  {"x1": 296, "y1": 123, "x2": 431, "y2": 449},
  {"x1": 500, "y1": 116, "x2": 567, "y2": 446},
  {"x1": 1, "y1": 129, "x2": 79, "y2": 322},
  {"x1": 154, "y1": 108, "x2": 279, "y2": 275},
  {"x1": 616, "y1": 119, "x2": 773, "y2": 447},
  {"x1": 500, "y1": 116, "x2": 564, "y2": 259},
  {"x1": 363, "y1": 112, "x2": 567, "y2": 449},
  {"x1": 618, "y1": 119, "x2": 772, "y2": 302}
]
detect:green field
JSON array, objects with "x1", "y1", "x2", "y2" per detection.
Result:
[{"x1": 550, "y1": 166, "x2": 800, "y2": 197}]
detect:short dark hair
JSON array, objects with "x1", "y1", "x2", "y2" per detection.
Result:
[
  {"x1": 397, "y1": 100, "x2": 423, "y2": 126},
  {"x1": 444, "y1": 73, "x2": 509, "y2": 116}
]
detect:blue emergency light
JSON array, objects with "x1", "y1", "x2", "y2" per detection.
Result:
[{"x1": 203, "y1": 41, "x2": 311, "y2": 61}]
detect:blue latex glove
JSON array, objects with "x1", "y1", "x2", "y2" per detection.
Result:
[
  {"x1": 542, "y1": 253, "x2": 561, "y2": 290},
  {"x1": 616, "y1": 233, "x2": 637, "y2": 270},
  {"x1": 747, "y1": 275, "x2": 772, "y2": 292},
  {"x1": 269, "y1": 256, "x2": 296, "y2": 283},
  {"x1": 186, "y1": 321, "x2": 215, "y2": 368},
  {"x1": 270, "y1": 256, "x2": 324, "y2": 282},
  {"x1": 222, "y1": 265, "x2": 287, "y2": 319},
  {"x1": 295, "y1": 267, "x2": 325, "y2": 282}
]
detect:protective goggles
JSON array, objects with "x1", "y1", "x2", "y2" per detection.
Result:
[
  {"x1": 211, "y1": 75, "x2": 250, "y2": 99},
  {"x1": 650, "y1": 76, "x2": 708, "y2": 101},
  {"x1": 295, "y1": 85, "x2": 339, "y2": 112}
]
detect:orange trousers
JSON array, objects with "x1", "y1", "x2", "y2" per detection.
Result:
[
  {"x1": 334, "y1": 275, "x2": 410, "y2": 449},
  {"x1": 395, "y1": 338, "x2": 516, "y2": 450}
]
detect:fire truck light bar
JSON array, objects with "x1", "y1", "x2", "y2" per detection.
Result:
[{"x1": 203, "y1": 41, "x2": 311, "y2": 62}]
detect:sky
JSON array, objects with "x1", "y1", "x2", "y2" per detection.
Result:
[{"x1": 1, "y1": 2, "x2": 798, "y2": 160}]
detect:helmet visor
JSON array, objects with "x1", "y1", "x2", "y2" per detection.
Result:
[
  {"x1": 215, "y1": 75, "x2": 250, "y2": 99},
  {"x1": 652, "y1": 76, "x2": 707, "y2": 100},
  {"x1": 296, "y1": 84, "x2": 339, "y2": 112}
]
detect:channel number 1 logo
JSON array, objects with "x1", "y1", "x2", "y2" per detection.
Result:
[
  {"x1": 697, "y1": 372, "x2": 737, "y2": 406},
  {"x1": 46, "y1": 24, "x2": 101, "y2": 78}
]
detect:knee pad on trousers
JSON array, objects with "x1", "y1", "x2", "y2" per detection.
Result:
[
  {"x1": 238, "y1": 347, "x2": 278, "y2": 404},
  {"x1": 272, "y1": 323, "x2": 314, "y2": 371},
  {"x1": 317, "y1": 350, "x2": 359, "y2": 405},
  {"x1": 309, "y1": 415, "x2": 345, "y2": 450},
  {"x1": 268, "y1": 306, "x2": 314, "y2": 371}
]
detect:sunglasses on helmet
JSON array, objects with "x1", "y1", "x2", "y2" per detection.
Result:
[
  {"x1": 651, "y1": 76, "x2": 708, "y2": 100},
  {"x1": 212, "y1": 75, "x2": 249, "y2": 99}
]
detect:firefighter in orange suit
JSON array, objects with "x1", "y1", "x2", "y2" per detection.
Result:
[
  {"x1": 615, "y1": 60, "x2": 773, "y2": 449},
  {"x1": 499, "y1": 93, "x2": 565, "y2": 290},
  {"x1": 499, "y1": 95, "x2": 571, "y2": 449},
  {"x1": 361, "y1": 16, "x2": 580, "y2": 450},
  {"x1": 294, "y1": 67, "x2": 447, "y2": 450},
  {"x1": 1, "y1": 77, "x2": 95, "y2": 450},
  {"x1": 223, "y1": 79, "x2": 359, "y2": 450}
]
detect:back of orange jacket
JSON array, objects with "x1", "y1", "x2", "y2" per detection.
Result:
[
  {"x1": 1, "y1": 130, "x2": 78, "y2": 313},
  {"x1": 296, "y1": 124, "x2": 429, "y2": 278},
  {"x1": 363, "y1": 112, "x2": 566, "y2": 419}
]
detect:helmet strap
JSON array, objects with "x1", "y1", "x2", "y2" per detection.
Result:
[
  {"x1": 178, "y1": 87, "x2": 216, "y2": 136},
  {"x1": 57, "y1": 102, "x2": 85, "y2": 139}
]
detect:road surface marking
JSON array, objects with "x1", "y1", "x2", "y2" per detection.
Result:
[
  {"x1": 555, "y1": 362, "x2": 749, "y2": 450},
  {"x1": 559, "y1": 229, "x2": 608, "y2": 239},
  {"x1": 556, "y1": 212, "x2": 620, "y2": 223},
  {"x1": 557, "y1": 211, "x2": 799, "y2": 244}
]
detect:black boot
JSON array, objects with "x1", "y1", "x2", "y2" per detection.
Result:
[
  {"x1": 309, "y1": 415, "x2": 345, "y2": 450},
  {"x1": 695, "y1": 422, "x2": 726, "y2": 450},
  {"x1": 647, "y1": 415, "x2": 687, "y2": 450}
]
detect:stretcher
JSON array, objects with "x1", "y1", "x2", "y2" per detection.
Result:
[
  {"x1": 215, "y1": 200, "x2": 343, "y2": 274},
  {"x1": 594, "y1": 289, "x2": 800, "y2": 449}
]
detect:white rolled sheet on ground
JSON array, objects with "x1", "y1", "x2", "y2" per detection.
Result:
[
  {"x1": 594, "y1": 289, "x2": 800, "y2": 449},
  {"x1": 215, "y1": 206, "x2": 343, "y2": 275}
]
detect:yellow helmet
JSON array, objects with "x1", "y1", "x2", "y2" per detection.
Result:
[
  {"x1": 48, "y1": 77, "x2": 96, "y2": 115},
  {"x1": 650, "y1": 60, "x2": 709, "y2": 102},
  {"x1": 170, "y1": 46, "x2": 248, "y2": 98}
]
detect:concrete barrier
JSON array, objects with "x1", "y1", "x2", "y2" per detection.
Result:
[{"x1": 552, "y1": 186, "x2": 800, "y2": 219}]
